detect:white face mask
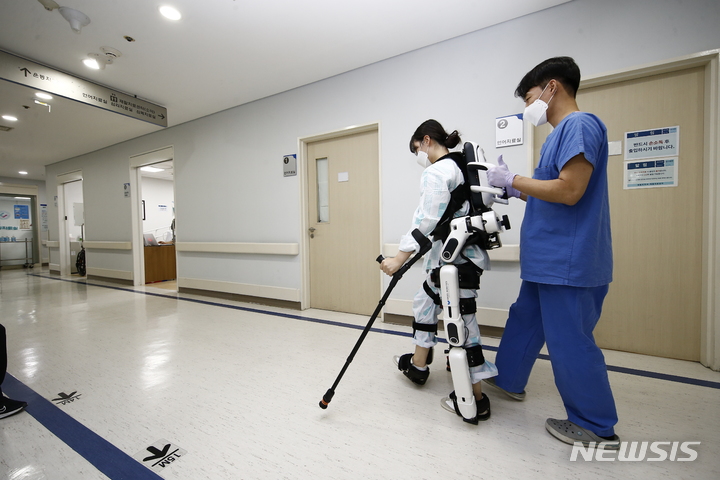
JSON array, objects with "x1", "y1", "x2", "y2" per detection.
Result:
[
  {"x1": 416, "y1": 150, "x2": 431, "y2": 169},
  {"x1": 415, "y1": 141, "x2": 431, "y2": 168},
  {"x1": 523, "y1": 83, "x2": 555, "y2": 127}
]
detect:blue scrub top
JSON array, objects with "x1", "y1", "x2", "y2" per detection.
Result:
[{"x1": 520, "y1": 112, "x2": 613, "y2": 287}]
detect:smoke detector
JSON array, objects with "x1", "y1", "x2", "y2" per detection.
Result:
[{"x1": 84, "y1": 47, "x2": 122, "y2": 70}]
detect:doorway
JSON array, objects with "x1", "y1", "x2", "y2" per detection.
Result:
[
  {"x1": 140, "y1": 160, "x2": 176, "y2": 285},
  {"x1": 129, "y1": 146, "x2": 176, "y2": 287},
  {"x1": 63, "y1": 180, "x2": 84, "y2": 276},
  {"x1": 302, "y1": 126, "x2": 381, "y2": 315},
  {"x1": 0, "y1": 193, "x2": 38, "y2": 269},
  {"x1": 55, "y1": 171, "x2": 83, "y2": 277}
]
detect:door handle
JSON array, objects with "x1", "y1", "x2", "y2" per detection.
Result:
[{"x1": 309, "y1": 227, "x2": 316, "y2": 238}]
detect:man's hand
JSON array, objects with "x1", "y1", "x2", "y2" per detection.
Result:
[{"x1": 488, "y1": 156, "x2": 521, "y2": 198}]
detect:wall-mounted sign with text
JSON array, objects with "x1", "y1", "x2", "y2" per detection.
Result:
[
  {"x1": 495, "y1": 114, "x2": 524, "y2": 148},
  {"x1": 625, "y1": 126, "x2": 679, "y2": 161},
  {"x1": 283, "y1": 154, "x2": 297, "y2": 177}
]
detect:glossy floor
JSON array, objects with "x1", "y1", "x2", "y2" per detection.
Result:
[{"x1": 1, "y1": 269, "x2": 719, "y2": 479}]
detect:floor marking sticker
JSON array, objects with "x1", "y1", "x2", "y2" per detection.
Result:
[
  {"x1": 52, "y1": 391, "x2": 82, "y2": 405},
  {"x1": 134, "y1": 439, "x2": 188, "y2": 473}
]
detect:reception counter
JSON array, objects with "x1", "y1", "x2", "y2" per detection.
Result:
[{"x1": 144, "y1": 244, "x2": 176, "y2": 283}]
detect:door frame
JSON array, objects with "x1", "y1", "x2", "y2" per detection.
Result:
[
  {"x1": 527, "y1": 50, "x2": 720, "y2": 370},
  {"x1": 56, "y1": 171, "x2": 83, "y2": 276},
  {"x1": 129, "y1": 146, "x2": 175, "y2": 286},
  {"x1": 298, "y1": 122, "x2": 382, "y2": 311}
]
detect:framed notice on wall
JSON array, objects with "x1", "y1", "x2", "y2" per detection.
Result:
[
  {"x1": 624, "y1": 126, "x2": 679, "y2": 190},
  {"x1": 624, "y1": 157, "x2": 678, "y2": 189}
]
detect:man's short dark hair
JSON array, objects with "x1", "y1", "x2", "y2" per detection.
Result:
[{"x1": 515, "y1": 56, "x2": 581, "y2": 99}]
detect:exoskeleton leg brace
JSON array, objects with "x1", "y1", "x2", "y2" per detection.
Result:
[{"x1": 435, "y1": 264, "x2": 487, "y2": 422}]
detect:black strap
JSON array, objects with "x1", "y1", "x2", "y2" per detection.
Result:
[
  {"x1": 412, "y1": 320, "x2": 438, "y2": 334},
  {"x1": 459, "y1": 297, "x2": 476, "y2": 315},
  {"x1": 430, "y1": 263, "x2": 482, "y2": 290},
  {"x1": 466, "y1": 344, "x2": 485, "y2": 367},
  {"x1": 423, "y1": 281, "x2": 442, "y2": 306},
  {"x1": 430, "y1": 152, "x2": 471, "y2": 242}
]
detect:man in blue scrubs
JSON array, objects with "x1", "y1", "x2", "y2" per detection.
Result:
[{"x1": 486, "y1": 57, "x2": 619, "y2": 448}]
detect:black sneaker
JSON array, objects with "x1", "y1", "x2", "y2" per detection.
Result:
[
  {"x1": 393, "y1": 353, "x2": 430, "y2": 385},
  {"x1": 0, "y1": 395, "x2": 28, "y2": 419}
]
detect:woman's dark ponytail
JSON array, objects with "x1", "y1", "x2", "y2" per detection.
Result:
[
  {"x1": 409, "y1": 119, "x2": 462, "y2": 153},
  {"x1": 444, "y1": 130, "x2": 461, "y2": 149}
]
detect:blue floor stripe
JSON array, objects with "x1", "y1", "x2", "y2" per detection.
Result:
[
  {"x1": 2, "y1": 374, "x2": 163, "y2": 480},
  {"x1": 30, "y1": 273, "x2": 720, "y2": 390}
]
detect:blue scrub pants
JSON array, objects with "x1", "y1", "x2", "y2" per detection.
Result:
[{"x1": 494, "y1": 281, "x2": 618, "y2": 437}]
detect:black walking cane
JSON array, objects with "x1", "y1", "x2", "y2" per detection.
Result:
[{"x1": 319, "y1": 229, "x2": 432, "y2": 409}]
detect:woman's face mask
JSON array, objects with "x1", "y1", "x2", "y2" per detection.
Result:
[
  {"x1": 415, "y1": 140, "x2": 431, "y2": 168},
  {"x1": 523, "y1": 82, "x2": 555, "y2": 127}
]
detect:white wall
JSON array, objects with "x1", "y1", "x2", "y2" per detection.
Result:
[
  {"x1": 43, "y1": 0, "x2": 720, "y2": 310},
  {"x1": 141, "y1": 177, "x2": 174, "y2": 241}
]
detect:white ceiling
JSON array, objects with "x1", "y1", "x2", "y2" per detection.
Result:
[{"x1": 0, "y1": 0, "x2": 569, "y2": 181}]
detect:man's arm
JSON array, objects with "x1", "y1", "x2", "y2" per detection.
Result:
[{"x1": 513, "y1": 154, "x2": 594, "y2": 205}]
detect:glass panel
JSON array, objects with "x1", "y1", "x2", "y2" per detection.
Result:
[{"x1": 316, "y1": 157, "x2": 329, "y2": 222}]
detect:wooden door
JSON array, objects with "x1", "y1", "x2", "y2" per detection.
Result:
[{"x1": 307, "y1": 130, "x2": 380, "y2": 315}]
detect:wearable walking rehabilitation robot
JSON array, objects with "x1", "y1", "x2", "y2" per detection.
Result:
[{"x1": 319, "y1": 143, "x2": 511, "y2": 424}]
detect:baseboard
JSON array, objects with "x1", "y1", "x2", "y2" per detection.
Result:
[
  {"x1": 86, "y1": 275, "x2": 134, "y2": 286},
  {"x1": 178, "y1": 287, "x2": 301, "y2": 310},
  {"x1": 86, "y1": 267, "x2": 133, "y2": 281},
  {"x1": 177, "y1": 277, "x2": 301, "y2": 303}
]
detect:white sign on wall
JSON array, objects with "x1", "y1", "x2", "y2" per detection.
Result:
[
  {"x1": 283, "y1": 154, "x2": 297, "y2": 177},
  {"x1": 496, "y1": 114, "x2": 524, "y2": 148},
  {"x1": 625, "y1": 126, "x2": 679, "y2": 161},
  {"x1": 624, "y1": 157, "x2": 678, "y2": 189}
]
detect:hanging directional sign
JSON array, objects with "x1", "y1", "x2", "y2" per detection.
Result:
[{"x1": 0, "y1": 49, "x2": 167, "y2": 127}]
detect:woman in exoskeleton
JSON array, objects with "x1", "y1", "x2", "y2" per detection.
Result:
[{"x1": 380, "y1": 119, "x2": 498, "y2": 423}]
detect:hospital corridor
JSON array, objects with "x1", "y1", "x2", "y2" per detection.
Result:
[
  {"x1": 1, "y1": 268, "x2": 718, "y2": 479},
  {"x1": 1, "y1": 0, "x2": 720, "y2": 478}
]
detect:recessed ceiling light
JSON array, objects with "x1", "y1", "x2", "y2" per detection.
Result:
[
  {"x1": 36, "y1": 92, "x2": 53, "y2": 100},
  {"x1": 141, "y1": 166, "x2": 164, "y2": 173},
  {"x1": 159, "y1": 6, "x2": 182, "y2": 20},
  {"x1": 14, "y1": 197, "x2": 31, "y2": 200},
  {"x1": 2, "y1": 115, "x2": 18, "y2": 121},
  {"x1": 83, "y1": 57, "x2": 100, "y2": 69},
  {"x1": 19, "y1": 171, "x2": 28, "y2": 175}
]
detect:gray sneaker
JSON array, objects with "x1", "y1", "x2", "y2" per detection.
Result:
[
  {"x1": 482, "y1": 377, "x2": 526, "y2": 401},
  {"x1": 545, "y1": 418, "x2": 620, "y2": 450}
]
